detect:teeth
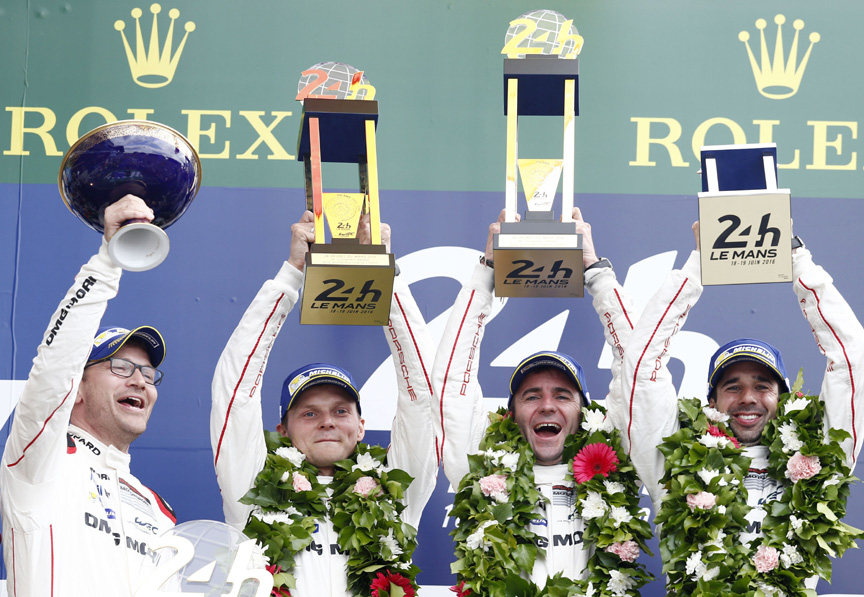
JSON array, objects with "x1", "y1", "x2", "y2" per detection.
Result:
[
  {"x1": 122, "y1": 397, "x2": 142, "y2": 408},
  {"x1": 534, "y1": 423, "x2": 561, "y2": 432}
]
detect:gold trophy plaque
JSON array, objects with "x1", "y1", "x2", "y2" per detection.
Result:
[
  {"x1": 493, "y1": 10, "x2": 585, "y2": 298},
  {"x1": 295, "y1": 63, "x2": 394, "y2": 325},
  {"x1": 698, "y1": 143, "x2": 793, "y2": 286}
]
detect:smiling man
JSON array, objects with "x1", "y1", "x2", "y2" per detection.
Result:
[
  {"x1": 433, "y1": 208, "x2": 635, "y2": 587},
  {"x1": 614, "y1": 224, "x2": 864, "y2": 589},
  {"x1": 0, "y1": 196, "x2": 176, "y2": 596},
  {"x1": 210, "y1": 211, "x2": 438, "y2": 596}
]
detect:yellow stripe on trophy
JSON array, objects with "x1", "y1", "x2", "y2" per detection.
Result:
[
  {"x1": 365, "y1": 119, "x2": 381, "y2": 245},
  {"x1": 505, "y1": 78, "x2": 519, "y2": 223},
  {"x1": 561, "y1": 78, "x2": 575, "y2": 222},
  {"x1": 309, "y1": 117, "x2": 325, "y2": 242}
]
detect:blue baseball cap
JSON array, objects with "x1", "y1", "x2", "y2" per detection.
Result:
[
  {"x1": 89, "y1": 325, "x2": 165, "y2": 367},
  {"x1": 707, "y1": 338, "x2": 789, "y2": 398},
  {"x1": 280, "y1": 362, "x2": 362, "y2": 420},
  {"x1": 508, "y1": 351, "x2": 590, "y2": 409}
]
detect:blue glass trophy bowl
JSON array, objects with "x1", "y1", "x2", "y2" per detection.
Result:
[{"x1": 59, "y1": 120, "x2": 202, "y2": 271}]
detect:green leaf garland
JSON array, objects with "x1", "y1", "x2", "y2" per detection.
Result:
[
  {"x1": 450, "y1": 405, "x2": 653, "y2": 597},
  {"x1": 240, "y1": 431, "x2": 419, "y2": 595}
]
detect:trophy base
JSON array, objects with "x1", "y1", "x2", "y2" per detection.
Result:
[
  {"x1": 493, "y1": 218, "x2": 583, "y2": 298},
  {"x1": 108, "y1": 222, "x2": 170, "y2": 272},
  {"x1": 697, "y1": 190, "x2": 793, "y2": 286},
  {"x1": 301, "y1": 241, "x2": 395, "y2": 325}
]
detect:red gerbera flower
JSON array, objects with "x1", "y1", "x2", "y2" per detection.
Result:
[
  {"x1": 707, "y1": 424, "x2": 740, "y2": 448},
  {"x1": 571, "y1": 442, "x2": 618, "y2": 483},
  {"x1": 450, "y1": 580, "x2": 473, "y2": 596},
  {"x1": 370, "y1": 570, "x2": 416, "y2": 597}
]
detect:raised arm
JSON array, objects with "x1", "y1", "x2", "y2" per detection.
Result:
[
  {"x1": 621, "y1": 228, "x2": 704, "y2": 511},
  {"x1": 431, "y1": 214, "x2": 508, "y2": 489},
  {"x1": 1, "y1": 198, "x2": 145, "y2": 485},
  {"x1": 792, "y1": 244, "x2": 864, "y2": 468},
  {"x1": 210, "y1": 214, "x2": 309, "y2": 530}
]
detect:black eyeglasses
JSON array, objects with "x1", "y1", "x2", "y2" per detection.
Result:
[{"x1": 85, "y1": 357, "x2": 163, "y2": 386}]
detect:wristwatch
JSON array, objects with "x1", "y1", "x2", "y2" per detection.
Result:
[
  {"x1": 584, "y1": 257, "x2": 612, "y2": 272},
  {"x1": 480, "y1": 255, "x2": 494, "y2": 269},
  {"x1": 791, "y1": 235, "x2": 804, "y2": 250}
]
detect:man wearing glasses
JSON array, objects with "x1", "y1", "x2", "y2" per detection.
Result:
[{"x1": 0, "y1": 196, "x2": 176, "y2": 596}]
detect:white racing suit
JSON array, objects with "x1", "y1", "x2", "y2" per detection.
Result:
[
  {"x1": 0, "y1": 243, "x2": 177, "y2": 597},
  {"x1": 616, "y1": 248, "x2": 864, "y2": 588},
  {"x1": 210, "y1": 262, "x2": 438, "y2": 597},
  {"x1": 432, "y1": 262, "x2": 635, "y2": 586}
]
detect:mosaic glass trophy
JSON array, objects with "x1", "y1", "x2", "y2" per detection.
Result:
[
  {"x1": 493, "y1": 10, "x2": 585, "y2": 298},
  {"x1": 697, "y1": 143, "x2": 793, "y2": 285},
  {"x1": 295, "y1": 62, "x2": 395, "y2": 325}
]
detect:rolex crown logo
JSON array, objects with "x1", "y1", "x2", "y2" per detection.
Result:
[
  {"x1": 114, "y1": 4, "x2": 195, "y2": 89},
  {"x1": 738, "y1": 15, "x2": 819, "y2": 100}
]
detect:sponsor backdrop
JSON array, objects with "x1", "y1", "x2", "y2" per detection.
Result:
[{"x1": 2, "y1": 1, "x2": 864, "y2": 594}]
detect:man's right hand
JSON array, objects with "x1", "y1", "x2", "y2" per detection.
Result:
[
  {"x1": 288, "y1": 210, "x2": 316, "y2": 272},
  {"x1": 103, "y1": 195, "x2": 153, "y2": 243}
]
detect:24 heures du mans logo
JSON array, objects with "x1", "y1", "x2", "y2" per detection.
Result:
[
  {"x1": 4, "y1": 4, "x2": 295, "y2": 161},
  {"x1": 628, "y1": 14, "x2": 864, "y2": 175}
]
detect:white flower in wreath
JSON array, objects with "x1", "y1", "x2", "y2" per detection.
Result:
[
  {"x1": 685, "y1": 551, "x2": 707, "y2": 578},
  {"x1": 500, "y1": 451, "x2": 520, "y2": 470},
  {"x1": 255, "y1": 509, "x2": 295, "y2": 525},
  {"x1": 698, "y1": 433, "x2": 729, "y2": 449},
  {"x1": 353, "y1": 451, "x2": 384, "y2": 474},
  {"x1": 703, "y1": 406, "x2": 729, "y2": 423},
  {"x1": 466, "y1": 520, "x2": 497, "y2": 551},
  {"x1": 780, "y1": 544, "x2": 803, "y2": 568},
  {"x1": 607, "y1": 570, "x2": 636, "y2": 596},
  {"x1": 603, "y1": 480, "x2": 625, "y2": 495},
  {"x1": 380, "y1": 528, "x2": 404, "y2": 559},
  {"x1": 581, "y1": 491, "x2": 608, "y2": 520},
  {"x1": 610, "y1": 506, "x2": 633, "y2": 528},
  {"x1": 784, "y1": 397, "x2": 810, "y2": 415},
  {"x1": 483, "y1": 449, "x2": 505, "y2": 465},
  {"x1": 703, "y1": 528, "x2": 727, "y2": 553},
  {"x1": 697, "y1": 468, "x2": 720, "y2": 486},
  {"x1": 249, "y1": 540, "x2": 271, "y2": 569},
  {"x1": 275, "y1": 446, "x2": 306, "y2": 467},
  {"x1": 702, "y1": 566, "x2": 720, "y2": 582},
  {"x1": 582, "y1": 409, "x2": 613, "y2": 433},
  {"x1": 825, "y1": 474, "x2": 842, "y2": 487},
  {"x1": 778, "y1": 422, "x2": 804, "y2": 453}
]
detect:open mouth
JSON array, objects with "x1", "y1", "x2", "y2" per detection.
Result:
[
  {"x1": 732, "y1": 412, "x2": 763, "y2": 426},
  {"x1": 119, "y1": 396, "x2": 143, "y2": 409},
  {"x1": 533, "y1": 422, "x2": 562, "y2": 438}
]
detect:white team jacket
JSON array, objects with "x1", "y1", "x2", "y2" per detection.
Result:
[
  {"x1": 432, "y1": 262, "x2": 634, "y2": 587},
  {"x1": 616, "y1": 249, "x2": 864, "y2": 562},
  {"x1": 210, "y1": 262, "x2": 438, "y2": 597},
  {"x1": 0, "y1": 244, "x2": 177, "y2": 597}
]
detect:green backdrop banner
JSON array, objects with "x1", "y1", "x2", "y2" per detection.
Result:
[{"x1": 3, "y1": 1, "x2": 864, "y2": 198}]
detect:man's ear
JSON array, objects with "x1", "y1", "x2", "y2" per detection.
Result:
[{"x1": 356, "y1": 417, "x2": 365, "y2": 443}]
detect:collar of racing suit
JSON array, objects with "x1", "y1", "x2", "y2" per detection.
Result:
[{"x1": 67, "y1": 424, "x2": 132, "y2": 473}]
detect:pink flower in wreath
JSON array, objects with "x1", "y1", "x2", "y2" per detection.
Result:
[
  {"x1": 479, "y1": 474, "x2": 508, "y2": 502},
  {"x1": 786, "y1": 452, "x2": 822, "y2": 483},
  {"x1": 450, "y1": 581, "x2": 472, "y2": 596},
  {"x1": 753, "y1": 544, "x2": 780, "y2": 573},
  {"x1": 686, "y1": 491, "x2": 717, "y2": 511},
  {"x1": 292, "y1": 471, "x2": 312, "y2": 492},
  {"x1": 605, "y1": 540, "x2": 640, "y2": 562},
  {"x1": 265, "y1": 565, "x2": 291, "y2": 596},
  {"x1": 353, "y1": 476, "x2": 381, "y2": 497},
  {"x1": 572, "y1": 443, "x2": 619, "y2": 484}
]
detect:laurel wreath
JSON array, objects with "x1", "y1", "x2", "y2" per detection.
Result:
[
  {"x1": 656, "y1": 371, "x2": 863, "y2": 597},
  {"x1": 449, "y1": 405, "x2": 653, "y2": 597},
  {"x1": 239, "y1": 431, "x2": 419, "y2": 595}
]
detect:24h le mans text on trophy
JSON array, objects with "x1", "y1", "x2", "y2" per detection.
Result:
[
  {"x1": 698, "y1": 143, "x2": 793, "y2": 285},
  {"x1": 493, "y1": 9, "x2": 585, "y2": 298},
  {"x1": 59, "y1": 120, "x2": 201, "y2": 271},
  {"x1": 295, "y1": 62, "x2": 395, "y2": 325}
]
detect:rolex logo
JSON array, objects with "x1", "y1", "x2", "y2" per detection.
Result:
[
  {"x1": 114, "y1": 4, "x2": 195, "y2": 88},
  {"x1": 738, "y1": 15, "x2": 819, "y2": 100}
]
